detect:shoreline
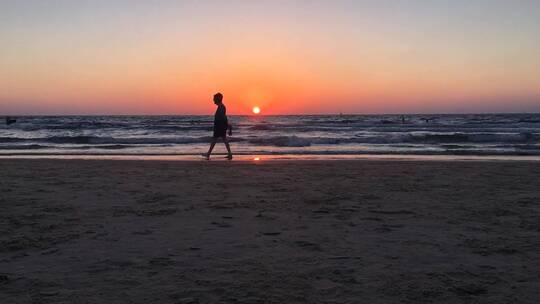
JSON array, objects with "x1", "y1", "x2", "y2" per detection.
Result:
[{"x1": 1, "y1": 153, "x2": 540, "y2": 162}]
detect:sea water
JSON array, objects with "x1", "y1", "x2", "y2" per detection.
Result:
[{"x1": 1, "y1": 114, "x2": 539, "y2": 156}]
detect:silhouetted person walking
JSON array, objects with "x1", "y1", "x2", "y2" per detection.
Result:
[{"x1": 202, "y1": 93, "x2": 233, "y2": 160}]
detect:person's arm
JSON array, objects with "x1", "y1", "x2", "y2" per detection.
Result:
[{"x1": 228, "y1": 122, "x2": 233, "y2": 136}]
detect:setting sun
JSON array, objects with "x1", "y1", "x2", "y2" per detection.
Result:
[{"x1": 252, "y1": 106, "x2": 261, "y2": 114}]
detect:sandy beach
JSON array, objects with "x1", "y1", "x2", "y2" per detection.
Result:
[{"x1": 1, "y1": 159, "x2": 539, "y2": 303}]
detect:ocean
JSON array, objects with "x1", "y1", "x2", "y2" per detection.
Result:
[{"x1": 1, "y1": 114, "x2": 540, "y2": 156}]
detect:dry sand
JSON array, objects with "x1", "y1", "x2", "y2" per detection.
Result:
[{"x1": 1, "y1": 159, "x2": 539, "y2": 303}]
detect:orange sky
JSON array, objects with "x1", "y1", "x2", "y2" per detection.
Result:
[{"x1": 1, "y1": 1, "x2": 539, "y2": 115}]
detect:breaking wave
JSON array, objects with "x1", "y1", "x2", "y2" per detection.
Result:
[{"x1": 1, "y1": 114, "x2": 539, "y2": 155}]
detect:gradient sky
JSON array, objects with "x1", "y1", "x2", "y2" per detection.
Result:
[{"x1": 1, "y1": 0, "x2": 539, "y2": 115}]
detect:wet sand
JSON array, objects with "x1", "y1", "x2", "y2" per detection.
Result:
[{"x1": 1, "y1": 159, "x2": 539, "y2": 303}]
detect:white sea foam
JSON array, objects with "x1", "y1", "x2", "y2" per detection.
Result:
[{"x1": 1, "y1": 114, "x2": 539, "y2": 155}]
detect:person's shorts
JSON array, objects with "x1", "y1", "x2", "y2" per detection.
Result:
[{"x1": 213, "y1": 124, "x2": 227, "y2": 138}]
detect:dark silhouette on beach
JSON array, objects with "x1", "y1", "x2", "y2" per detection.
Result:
[
  {"x1": 202, "y1": 93, "x2": 233, "y2": 160},
  {"x1": 5, "y1": 117, "x2": 17, "y2": 125}
]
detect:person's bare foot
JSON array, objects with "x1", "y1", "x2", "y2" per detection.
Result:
[
  {"x1": 201, "y1": 153, "x2": 210, "y2": 160},
  {"x1": 226, "y1": 154, "x2": 233, "y2": 160}
]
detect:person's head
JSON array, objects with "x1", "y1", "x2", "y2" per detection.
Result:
[{"x1": 213, "y1": 93, "x2": 223, "y2": 105}]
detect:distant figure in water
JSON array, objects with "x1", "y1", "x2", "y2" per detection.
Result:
[
  {"x1": 202, "y1": 92, "x2": 233, "y2": 160},
  {"x1": 401, "y1": 115, "x2": 406, "y2": 124},
  {"x1": 5, "y1": 117, "x2": 16, "y2": 125}
]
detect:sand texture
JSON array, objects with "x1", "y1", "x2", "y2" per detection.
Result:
[{"x1": 1, "y1": 159, "x2": 539, "y2": 303}]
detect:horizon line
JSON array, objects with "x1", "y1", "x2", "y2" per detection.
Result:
[{"x1": 3, "y1": 111, "x2": 540, "y2": 117}]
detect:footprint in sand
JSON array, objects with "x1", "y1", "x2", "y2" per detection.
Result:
[
  {"x1": 295, "y1": 240, "x2": 322, "y2": 251},
  {"x1": 132, "y1": 229, "x2": 153, "y2": 235},
  {"x1": 40, "y1": 248, "x2": 60, "y2": 255},
  {"x1": 0, "y1": 274, "x2": 9, "y2": 285},
  {"x1": 149, "y1": 257, "x2": 175, "y2": 266},
  {"x1": 211, "y1": 221, "x2": 232, "y2": 228}
]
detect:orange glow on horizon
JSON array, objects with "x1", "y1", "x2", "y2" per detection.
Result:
[{"x1": 1, "y1": 1, "x2": 540, "y2": 115}]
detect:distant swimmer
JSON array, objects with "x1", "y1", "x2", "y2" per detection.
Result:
[
  {"x1": 5, "y1": 117, "x2": 16, "y2": 125},
  {"x1": 401, "y1": 115, "x2": 406, "y2": 124}
]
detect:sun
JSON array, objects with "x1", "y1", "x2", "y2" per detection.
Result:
[{"x1": 252, "y1": 106, "x2": 261, "y2": 114}]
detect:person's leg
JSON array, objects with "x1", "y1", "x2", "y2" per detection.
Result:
[
  {"x1": 223, "y1": 136, "x2": 233, "y2": 159},
  {"x1": 203, "y1": 138, "x2": 217, "y2": 159}
]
